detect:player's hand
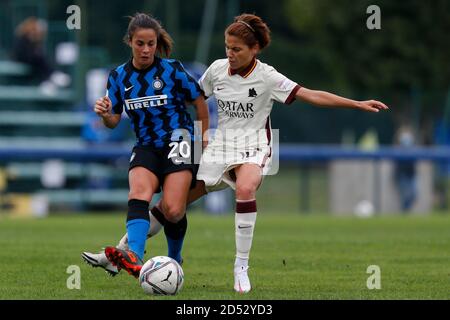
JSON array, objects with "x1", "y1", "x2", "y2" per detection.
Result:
[
  {"x1": 94, "y1": 96, "x2": 112, "y2": 118},
  {"x1": 357, "y1": 100, "x2": 389, "y2": 113}
]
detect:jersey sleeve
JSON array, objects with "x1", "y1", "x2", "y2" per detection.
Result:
[
  {"x1": 266, "y1": 68, "x2": 301, "y2": 105},
  {"x1": 173, "y1": 61, "x2": 202, "y2": 102},
  {"x1": 198, "y1": 61, "x2": 215, "y2": 98},
  {"x1": 106, "y1": 70, "x2": 123, "y2": 114}
]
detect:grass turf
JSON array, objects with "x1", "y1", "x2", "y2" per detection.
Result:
[{"x1": 0, "y1": 212, "x2": 449, "y2": 300}]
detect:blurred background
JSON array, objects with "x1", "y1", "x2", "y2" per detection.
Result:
[{"x1": 0, "y1": 0, "x2": 449, "y2": 217}]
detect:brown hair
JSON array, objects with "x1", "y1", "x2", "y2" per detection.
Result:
[
  {"x1": 15, "y1": 17, "x2": 47, "y2": 42},
  {"x1": 123, "y1": 13, "x2": 173, "y2": 57},
  {"x1": 225, "y1": 13, "x2": 271, "y2": 50}
]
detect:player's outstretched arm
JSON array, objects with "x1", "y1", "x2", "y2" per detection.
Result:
[{"x1": 295, "y1": 87, "x2": 389, "y2": 113}]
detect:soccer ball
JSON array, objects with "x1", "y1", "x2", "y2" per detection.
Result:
[{"x1": 139, "y1": 256, "x2": 184, "y2": 295}]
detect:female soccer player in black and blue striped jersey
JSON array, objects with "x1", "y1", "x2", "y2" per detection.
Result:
[{"x1": 89, "y1": 13, "x2": 209, "y2": 278}]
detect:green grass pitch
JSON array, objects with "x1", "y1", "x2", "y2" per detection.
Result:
[{"x1": 0, "y1": 212, "x2": 449, "y2": 300}]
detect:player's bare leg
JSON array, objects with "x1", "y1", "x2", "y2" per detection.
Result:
[
  {"x1": 104, "y1": 167, "x2": 158, "y2": 278},
  {"x1": 187, "y1": 180, "x2": 208, "y2": 204},
  {"x1": 233, "y1": 164, "x2": 262, "y2": 293}
]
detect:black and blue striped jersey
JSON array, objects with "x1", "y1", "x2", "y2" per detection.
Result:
[{"x1": 107, "y1": 57, "x2": 202, "y2": 148}]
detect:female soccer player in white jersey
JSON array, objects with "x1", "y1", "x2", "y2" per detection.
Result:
[
  {"x1": 191, "y1": 13, "x2": 387, "y2": 293},
  {"x1": 84, "y1": 13, "x2": 388, "y2": 292}
]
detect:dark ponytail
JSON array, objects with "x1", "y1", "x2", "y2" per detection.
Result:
[{"x1": 123, "y1": 12, "x2": 173, "y2": 57}]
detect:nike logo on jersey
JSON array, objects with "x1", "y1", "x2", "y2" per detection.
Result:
[
  {"x1": 125, "y1": 85, "x2": 134, "y2": 92},
  {"x1": 216, "y1": 87, "x2": 225, "y2": 91}
]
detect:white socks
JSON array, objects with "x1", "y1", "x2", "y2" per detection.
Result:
[{"x1": 234, "y1": 199, "x2": 257, "y2": 268}]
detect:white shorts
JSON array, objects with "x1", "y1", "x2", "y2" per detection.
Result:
[{"x1": 196, "y1": 144, "x2": 272, "y2": 192}]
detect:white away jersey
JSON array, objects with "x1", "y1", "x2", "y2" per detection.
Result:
[{"x1": 199, "y1": 58, "x2": 300, "y2": 150}]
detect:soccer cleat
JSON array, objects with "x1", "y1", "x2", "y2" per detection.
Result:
[
  {"x1": 234, "y1": 266, "x2": 251, "y2": 293},
  {"x1": 81, "y1": 250, "x2": 120, "y2": 277},
  {"x1": 104, "y1": 247, "x2": 143, "y2": 278}
]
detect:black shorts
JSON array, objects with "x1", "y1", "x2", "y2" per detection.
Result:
[{"x1": 129, "y1": 142, "x2": 199, "y2": 193}]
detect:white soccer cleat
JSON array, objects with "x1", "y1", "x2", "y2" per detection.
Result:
[
  {"x1": 234, "y1": 266, "x2": 251, "y2": 293},
  {"x1": 81, "y1": 250, "x2": 120, "y2": 276}
]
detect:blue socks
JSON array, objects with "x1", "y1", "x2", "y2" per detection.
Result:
[
  {"x1": 167, "y1": 236, "x2": 184, "y2": 264},
  {"x1": 129, "y1": 204, "x2": 187, "y2": 264},
  {"x1": 162, "y1": 212, "x2": 187, "y2": 265},
  {"x1": 126, "y1": 218, "x2": 150, "y2": 260},
  {"x1": 126, "y1": 199, "x2": 150, "y2": 260}
]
